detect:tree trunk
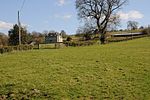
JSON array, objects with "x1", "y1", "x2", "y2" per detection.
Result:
[
  {"x1": 100, "y1": 31, "x2": 106, "y2": 44},
  {"x1": 38, "y1": 43, "x2": 40, "y2": 49},
  {"x1": 98, "y1": 28, "x2": 106, "y2": 44},
  {"x1": 97, "y1": 18, "x2": 107, "y2": 44}
]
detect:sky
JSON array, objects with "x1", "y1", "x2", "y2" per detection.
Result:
[{"x1": 0, "y1": 0, "x2": 150, "y2": 35}]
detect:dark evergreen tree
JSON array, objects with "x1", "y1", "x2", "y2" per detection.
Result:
[{"x1": 8, "y1": 24, "x2": 28, "y2": 45}]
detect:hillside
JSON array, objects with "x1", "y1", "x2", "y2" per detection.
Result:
[{"x1": 0, "y1": 37, "x2": 150, "y2": 99}]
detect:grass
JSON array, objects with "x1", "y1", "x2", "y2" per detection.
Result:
[{"x1": 0, "y1": 37, "x2": 150, "y2": 100}]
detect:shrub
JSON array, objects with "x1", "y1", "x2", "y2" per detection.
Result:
[
  {"x1": 83, "y1": 33, "x2": 92, "y2": 40},
  {"x1": 66, "y1": 36, "x2": 72, "y2": 41},
  {"x1": 0, "y1": 48, "x2": 4, "y2": 54}
]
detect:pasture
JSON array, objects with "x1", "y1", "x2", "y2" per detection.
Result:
[{"x1": 0, "y1": 37, "x2": 150, "y2": 99}]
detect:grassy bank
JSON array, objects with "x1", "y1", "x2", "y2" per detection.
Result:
[{"x1": 0, "y1": 37, "x2": 150, "y2": 99}]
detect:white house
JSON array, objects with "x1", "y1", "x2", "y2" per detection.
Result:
[{"x1": 45, "y1": 32, "x2": 63, "y2": 43}]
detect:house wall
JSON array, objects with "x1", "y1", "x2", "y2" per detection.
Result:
[
  {"x1": 45, "y1": 36, "x2": 57, "y2": 43},
  {"x1": 57, "y1": 35, "x2": 63, "y2": 43}
]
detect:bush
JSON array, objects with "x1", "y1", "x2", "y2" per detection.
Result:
[
  {"x1": 66, "y1": 37, "x2": 72, "y2": 41},
  {"x1": 0, "y1": 48, "x2": 4, "y2": 54},
  {"x1": 83, "y1": 33, "x2": 92, "y2": 40}
]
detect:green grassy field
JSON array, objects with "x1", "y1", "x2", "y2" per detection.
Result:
[{"x1": 0, "y1": 37, "x2": 150, "y2": 100}]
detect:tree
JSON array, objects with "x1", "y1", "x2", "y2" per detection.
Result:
[
  {"x1": 31, "y1": 31, "x2": 45, "y2": 44},
  {"x1": 60, "y1": 30, "x2": 67, "y2": 38},
  {"x1": 107, "y1": 14, "x2": 120, "y2": 31},
  {"x1": 127, "y1": 21, "x2": 139, "y2": 30},
  {"x1": 76, "y1": 22, "x2": 96, "y2": 40},
  {"x1": 142, "y1": 25, "x2": 150, "y2": 36},
  {"x1": 0, "y1": 32, "x2": 8, "y2": 46},
  {"x1": 8, "y1": 24, "x2": 28, "y2": 45},
  {"x1": 76, "y1": 0, "x2": 127, "y2": 44},
  {"x1": 43, "y1": 30, "x2": 49, "y2": 36},
  {"x1": 139, "y1": 26, "x2": 144, "y2": 30},
  {"x1": 77, "y1": 21, "x2": 96, "y2": 34}
]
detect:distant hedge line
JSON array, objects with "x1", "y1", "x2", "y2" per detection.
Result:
[
  {"x1": 64, "y1": 41, "x2": 97, "y2": 47},
  {"x1": 0, "y1": 45, "x2": 33, "y2": 54},
  {"x1": 108, "y1": 35, "x2": 147, "y2": 42}
]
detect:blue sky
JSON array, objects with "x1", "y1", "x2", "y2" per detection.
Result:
[{"x1": 0, "y1": 0, "x2": 150, "y2": 35}]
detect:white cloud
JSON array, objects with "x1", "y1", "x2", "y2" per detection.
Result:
[
  {"x1": 118, "y1": 10, "x2": 144, "y2": 20},
  {"x1": 58, "y1": 0, "x2": 65, "y2": 6},
  {"x1": 54, "y1": 14, "x2": 72, "y2": 20},
  {"x1": 0, "y1": 20, "x2": 30, "y2": 31},
  {"x1": 0, "y1": 21, "x2": 13, "y2": 30},
  {"x1": 63, "y1": 15, "x2": 72, "y2": 19}
]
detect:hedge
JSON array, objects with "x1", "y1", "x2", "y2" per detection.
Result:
[
  {"x1": 108, "y1": 35, "x2": 147, "y2": 43},
  {"x1": 64, "y1": 41, "x2": 96, "y2": 47},
  {"x1": 0, "y1": 45, "x2": 33, "y2": 54}
]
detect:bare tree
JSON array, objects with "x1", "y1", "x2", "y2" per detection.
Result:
[
  {"x1": 0, "y1": 32, "x2": 8, "y2": 46},
  {"x1": 76, "y1": 0, "x2": 127, "y2": 44},
  {"x1": 76, "y1": 21, "x2": 97, "y2": 40},
  {"x1": 76, "y1": 21, "x2": 96, "y2": 35},
  {"x1": 107, "y1": 14, "x2": 120, "y2": 31},
  {"x1": 127, "y1": 21, "x2": 139, "y2": 30}
]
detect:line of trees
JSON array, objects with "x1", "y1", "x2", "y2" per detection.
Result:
[
  {"x1": 0, "y1": 24, "x2": 68, "y2": 47},
  {"x1": 0, "y1": 0, "x2": 148, "y2": 46},
  {"x1": 7, "y1": 24, "x2": 46, "y2": 46}
]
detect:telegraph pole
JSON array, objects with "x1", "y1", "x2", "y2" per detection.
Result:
[{"x1": 18, "y1": 11, "x2": 21, "y2": 45}]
